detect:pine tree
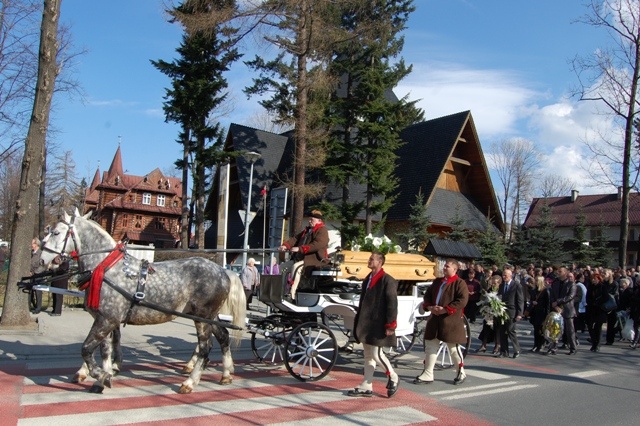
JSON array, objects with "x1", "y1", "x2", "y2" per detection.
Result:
[
  {"x1": 527, "y1": 203, "x2": 562, "y2": 267},
  {"x1": 396, "y1": 189, "x2": 436, "y2": 252},
  {"x1": 324, "y1": 0, "x2": 423, "y2": 236},
  {"x1": 591, "y1": 220, "x2": 613, "y2": 267},
  {"x1": 569, "y1": 211, "x2": 595, "y2": 267},
  {"x1": 152, "y1": 0, "x2": 240, "y2": 248},
  {"x1": 509, "y1": 226, "x2": 532, "y2": 266},
  {"x1": 471, "y1": 216, "x2": 507, "y2": 266},
  {"x1": 445, "y1": 208, "x2": 468, "y2": 242}
]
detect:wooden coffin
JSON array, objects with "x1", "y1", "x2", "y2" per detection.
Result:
[{"x1": 338, "y1": 250, "x2": 436, "y2": 282}]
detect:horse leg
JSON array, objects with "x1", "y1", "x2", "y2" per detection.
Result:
[
  {"x1": 110, "y1": 326, "x2": 123, "y2": 374},
  {"x1": 82, "y1": 319, "x2": 119, "y2": 393},
  {"x1": 100, "y1": 333, "x2": 114, "y2": 376},
  {"x1": 72, "y1": 362, "x2": 89, "y2": 383},
  {"x1": 212, "y1": 324, "x2": 234, "y2": 385},
  {"x1": 178, "y1": 322, "x2": 212, "y2": 394},
  {"x1": 182, "y1": 344, "x2": 199, "y2": 375}
]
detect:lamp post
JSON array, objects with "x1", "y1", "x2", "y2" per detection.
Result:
[{"x1": 242, "y1": 151, "x2": 261, "y2": 268}]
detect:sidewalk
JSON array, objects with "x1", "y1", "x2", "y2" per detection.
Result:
[{"x1": 0, "y1": 302, "x2": 268, "y2": 367}]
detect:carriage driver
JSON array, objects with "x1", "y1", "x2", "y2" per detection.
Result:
[{"x1": 277, "y1": 210, "x2": 329, "y2": 301}]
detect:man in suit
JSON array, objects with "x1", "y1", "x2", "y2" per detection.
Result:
[
  {"x1": 551, "y1": 266, "x2": 577, "y2": 355},
  {"x1": 496, "y1": 267, "x2": 524, "y2": 358}
]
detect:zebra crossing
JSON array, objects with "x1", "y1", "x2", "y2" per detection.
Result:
[
  {"x1": 4, "y1": 358, "x2": 609, "y2": 425},
  {"x1": 5, "y1": 359, "x2": 497, "y2": 425}
]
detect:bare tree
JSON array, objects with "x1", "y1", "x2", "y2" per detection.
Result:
[
  {"x1": 488, "y1": 138, "x2": 540, "y2": 242},
  {"x1": 538, "y1": 174, "x2": 577, "y2": 198},
  {"x1": 45, "y1": 149, "x2": 81, "y2": 222},
  {"x1": 245, "y1": 110, "x2": 292, "y2": 134},
  {"x1": 0, "y1": 151, "x2": 22, "y2": 240},
  {"x1": 571, "y1": 0, "x2": 640, "y2": 268},
  {"x1": 1, "y1": 0, "x2": 61, "y2": 327},
  {"x1": 0, "y1": 0, "x2": 41, "y2": 162}
]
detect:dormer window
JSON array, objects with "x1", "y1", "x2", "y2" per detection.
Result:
[{"x1": 142, "y1": 192, "x2": 151, "y2": 205}]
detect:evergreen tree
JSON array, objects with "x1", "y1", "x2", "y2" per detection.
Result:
[
  {"x1": 527, "y1": 203, "x2": 562, "y2": 267},
  {"x1": 569, "y1": 211, "x2": 595, "y2": 267},
  {"x1": 396, "y1": 189, "x2": 436, "y2": 252},
  {"x1": 591, "y1": 220, "x2": 613, "y2": 267},
  {"x1": 243, "y1": 0, "x2": 344, "y2": 233},
  {"x1": 471, "y1": 216, "x2": 507, "y2": 267},
  {"x1": 509, "y1": 226, "x2": 532, "y2": 266},
  {"x1": 445, "y1": 208, "x2": 468, "y2": 242},
  {"x1": 152, "y1": 0, "x2": 240, "y2": 248},
  {"x1": 325, "y1": 0, "x2": 423, "y2": 235}
]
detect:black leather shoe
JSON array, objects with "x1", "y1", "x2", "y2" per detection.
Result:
[
  {"x1": 31, "y1": 309, "x2": 41, "y2": 314},
  {"x1": 386, "y1": 378, "x2": 398, "y2": 397},
  {"x1": 453, "y1": 371, "x2": 466, "y2": 385},
  {"x1": 347, "y1": 388, "x2": 372, "y2": 397},
  {"x1": 413, "y1": 377, "x2": 433, "y2": 385},
  {"x1": 512, "y1": 352, "x2": 520, "y2": 359},
  {"x1": 567, "y1": 350, "x2": 576, "y2": 355},
  {"x1": 501, "y1": 351, "x2": 510, "y2": 358}
]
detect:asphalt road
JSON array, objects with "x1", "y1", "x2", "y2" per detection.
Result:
[{"x1": 2, "y1": 303, "x2": 638, "y2": 425}]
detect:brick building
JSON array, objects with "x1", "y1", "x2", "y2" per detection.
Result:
[{"x1": 83, "y1": 147, "x2": 183, "y2": 247}]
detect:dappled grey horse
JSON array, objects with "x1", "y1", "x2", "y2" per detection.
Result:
[{"x1": 40, "y1": 211, "x2": 246, "y2": 394}]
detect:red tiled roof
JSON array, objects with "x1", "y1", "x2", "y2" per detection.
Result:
[{"x1": 523, "y1": 192, "x2": 640, "y2": 228}]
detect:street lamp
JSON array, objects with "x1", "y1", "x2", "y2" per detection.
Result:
[{"x1": 242, "y1": 151, "x2": 261, "y2": 268}]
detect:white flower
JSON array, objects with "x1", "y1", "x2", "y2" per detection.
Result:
[
  {"x1": 393, "y1": 245, "x2": 402, "y2": 253},
  {"x1": 352, "y1": 243, "x2": 361, "y2": 252},
  {"x1": 383, "y1": 235, "x2": 392, "y2": 244}
]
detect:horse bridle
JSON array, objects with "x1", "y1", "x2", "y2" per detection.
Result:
[{"x1": 41, "y1": 215, "x2": 79, "y2": 260}]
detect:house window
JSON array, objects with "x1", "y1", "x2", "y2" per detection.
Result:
[
  {"x1": 155, "y1": 217, "x2": 166, "y2": 230},
  {"x1": 157, "y1": 194, "x2": 165, "y2": 207},
  {"x1": 142, "y1": 193, "x2": 151, "y2": 205},
  {"x1": 134, "y1": 215, "x2": 143, "y2": 229},
  {"x1": 122, "y1": 214, "x2": 128, "y2": 228},
  {"x1": 590, "y1": 229, "x2": 602, "y2": 240}
]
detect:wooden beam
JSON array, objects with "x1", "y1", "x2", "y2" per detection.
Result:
[{"x1": 450, "y1": 156, "x2": 471, "y2": 166}]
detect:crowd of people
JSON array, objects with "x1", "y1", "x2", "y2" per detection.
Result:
[{"x1": 464, "y1": 262, "x2": 640, "y2": 356}]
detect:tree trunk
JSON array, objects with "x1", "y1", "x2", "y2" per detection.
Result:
[
  {"x1": 1, "y1": 0, "x2": 61, "y2": 327},
  {"x1": 291, "y1": 5, "x2": 309, "y2": 235},
  {"x1": 180, "y1": 130, "x2": 190, "y2": 248}
]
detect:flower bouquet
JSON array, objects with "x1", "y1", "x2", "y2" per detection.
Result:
[
  {"x1": 351, "y1": 234, "x2": 401, "y2": 255},
  {"x1": 543, "y1": 312, "x2": 564, "y2": 343},
  {"x1": 477, "y1": 292, "x2": 508, "y2": 328}
]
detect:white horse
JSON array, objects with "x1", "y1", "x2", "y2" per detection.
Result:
[{"x1": 40, "y1": 211, "x2": 246, "y2": 394}]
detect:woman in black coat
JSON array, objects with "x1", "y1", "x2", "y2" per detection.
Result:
[
  {"x1": 586, "y1": 273, "x2": 608, "y2": 352},
  {"x1": 527, "y1": 276, "x2": 550, "y2": 352}
]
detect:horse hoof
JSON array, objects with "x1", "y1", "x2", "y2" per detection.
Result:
[
  {"x1": 219, "y1": 377, "x2": 232, "y2": 386},
  {"x1": 89, "y1": 384, "x2": 104, "y2": 394},
  {"x1": 104, "y1": 375, "x2": 112, "y2": 389},
  {"x1": 72, "y1": 373, "x2": 86, "y2": 383},
  {"x1": 181, "y1": 366, "x2": 193, "y2": 375},
  {"x1": 178, "y1": 385, "x2": 193, "y2": 394}
]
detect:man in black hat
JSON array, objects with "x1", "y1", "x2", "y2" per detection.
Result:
[{"x1": 278, "y1": 209, "x2": 329, "y2": 301}]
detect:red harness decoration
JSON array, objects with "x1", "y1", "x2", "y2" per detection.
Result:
[{"x1": 79, "y1": 244, "x2": 125, "y2": 309}]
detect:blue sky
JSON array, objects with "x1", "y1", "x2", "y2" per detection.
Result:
[{"x1": 54, "y1": 0, "x2": 613, "y2": 194}]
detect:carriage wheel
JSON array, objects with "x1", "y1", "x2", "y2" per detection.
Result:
[
  {"x1": 284, "y1": 322, "x2": 338, "y2": 382},
  {"x1": 435, "y1": 316, "x2": 471, "y2": 368},
  {"x1": 251, "y1": 317, "x2": 288, "y2": 364},
  {"x1": 383, "y1": 317, "x2": 427, "y2": 358}
]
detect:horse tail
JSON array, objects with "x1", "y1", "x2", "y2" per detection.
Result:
[{"x1": 221, "y1": 270, "x2": 247, "y2": 345}]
